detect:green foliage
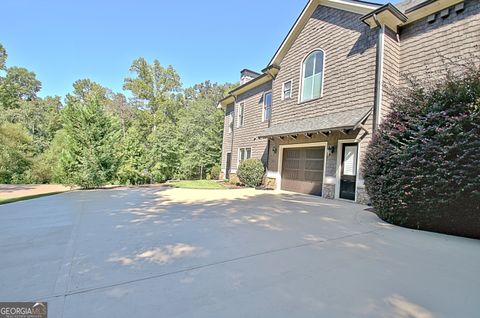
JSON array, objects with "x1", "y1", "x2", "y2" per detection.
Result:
[
  {"x1": 59, "y1": 99, "x2": 120, "y2": 188},
  {"x1": 0, "y1": 67, "x2": 41, "y2": 109},
  {"x1": 0, "y1": 44, "x2": 231, "y2": 187},
  {"x1": 364, "y1": 66, "x2": 480, "y2": 238},
  {"x1": 170, "y1": 180, "x2": 226, "y2": 189},
  {"x1": 177, "y1": 98, "x2": 224, "y2": 179},
  {"x1": 0, "y1": 43, "x2": 6, "y2": 71},
  {"x1": 210, "y1": 165, "x2": 221, "y2": 180},
  {"x1": 123, "y1": 58, "x2": 181, "y2": 116},
  {"x1": 0, "y1": 123, "x2": 34, "y2": 183},
  {"x1": 237, "y1": 159, "x2": 265, "y2": 187}
]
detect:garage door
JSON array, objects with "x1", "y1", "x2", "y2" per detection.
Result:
[{"x1": 281, "y1": 147, "x2": 325, "y2": 195}]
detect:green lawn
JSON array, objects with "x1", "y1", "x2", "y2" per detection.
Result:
[
  {"x1": 169, "y1": 180, "x2": 227, "y2": 190},
  {"x1": 0, "y1": 192, "x2": 66, "y2": 205}
]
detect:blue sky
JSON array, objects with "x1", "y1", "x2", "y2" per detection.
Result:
[{"x1": 1, "y1": 0, "x2": 385, "y2": 98}]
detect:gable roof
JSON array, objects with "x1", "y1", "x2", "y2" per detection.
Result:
[
  {"x1": 219, "y1": 0, "x2": 464, "y2": 108},
  {"x1": 265, "y1": 0, "x2": 381, "y2": 70}
]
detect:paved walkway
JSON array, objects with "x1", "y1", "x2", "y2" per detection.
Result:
[
  {"x1": 0, "y1": 184, "x2": 70, "y2": 199},
  {"x1": 0, "y1": 187, "x2": 478, "y2": 317}
]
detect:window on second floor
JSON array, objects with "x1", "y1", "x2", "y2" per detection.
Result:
[
  {"x1": 228, "y1": 113, "x2": 233, "y2": 133},
  {"x1": 237, "y1": 103, "x2": 245, "y2": 127},
  {"x1": 282, "y1": 80, "x2": 292, "y2": 100},
  {"x1": 239, "y1": 147, "x2": 252, "y2": 163},
  {"x1": 301, "y1": 50, "x2": 325, "y2": 102},
  {"x1": 262, "y1": 91, "x2": 272, "y2": 122}
]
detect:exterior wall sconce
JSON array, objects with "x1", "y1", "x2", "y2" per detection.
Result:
[
  {"x1": 272, "y1": 145, "x2": 277, "y2": 154},
  {"x1": 328, "y1": 145, "x2": 336, "y2": 156}
]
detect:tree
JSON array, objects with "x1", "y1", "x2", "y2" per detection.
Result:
[
  {"x1": 105, "y1": 93, "x2": 135, "y2": 137},
  {"x1": 0, "y1": 123, "x2": 34, "y2": 183},
  {"x1": 184, "y1": 80, "x2": 236, "y2": 105},
  {"x1": 59, "y1": 98, "x2": 119, "y2": 188},
  {"x1": 116, "y1": 124, "x2": 150, "y2": 185},
  {"x1": 177, "y1": 98, "x2": 224, "y2": 179},
  {"x1": 66, "y1": 79, "x2": 109, "y2": 105},
  {"x1": 0, "y1": 43, "x2": 6, "y2": 71},
  {"x1": 123, "y1": 58, "x2": 182, "y2": 120},
  {"x1": 0, "y1": 67, "x2": 41, "y2": 109}
]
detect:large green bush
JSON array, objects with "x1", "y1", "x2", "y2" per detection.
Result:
[
  {"x1": 364, "y1": 66, "x2": 480, "y2": 238},
  {"x1": 237, "y1": 158, "x2": 264, "y2": 187},
  {"x1": 210, "y1": 165, "x2": 221, "y2": 180}
]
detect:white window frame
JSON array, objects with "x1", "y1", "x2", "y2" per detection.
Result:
[
  {"x1": 299, "y1": 49, "x2": 325, "y2": 103},
  {"x1": 282, "y1": 80, "x2": 292, "y2": 100},
  {"x1": 237, "y1": 147, "x2": 252, "y2": 165},
  {"x1": 237, "y1": 102, "x2": 245, "y2": 128},
  {"x1": 262, "y1": 90, "x2": 272, "y2": 122}
]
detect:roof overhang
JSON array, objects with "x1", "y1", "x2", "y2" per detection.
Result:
[
  {"x1": 258, "y1": 107, "x2": 372, "y2": 139},
  {"x1": 362, "y1": 0, "x2": 465, "y2": 31},
  {"x1": 217, "y1": 65, "x2": 280, "y2": 109},
  {"x1": 404, "y1": 0, "x2": 464, "y2": 24},
  {"x1": 361, "y1": 3, "x2": 408, "y2": 31}
]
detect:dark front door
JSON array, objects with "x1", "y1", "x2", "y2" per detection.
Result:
[
  {"x1": 226, "y1": 153, "x2": 232, "y2": 179},
  {"x1": 340, "y1": 143, "x2": 358, "y2": 200},
  {"x1": 281, "y1": 147, "x2": 324, "y2": 195}
]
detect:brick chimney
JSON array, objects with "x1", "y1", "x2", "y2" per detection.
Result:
[{"x1": 240, "y1": 69, "x2": 260, "y2": 85}]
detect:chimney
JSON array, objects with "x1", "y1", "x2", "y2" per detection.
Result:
[{"x1": 240, "y1": 69, "x2": 260, "y2": 85}]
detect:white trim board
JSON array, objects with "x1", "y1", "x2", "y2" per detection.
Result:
[{"x1": 276, "y1": 142, "x2": 328, "y2": 191}]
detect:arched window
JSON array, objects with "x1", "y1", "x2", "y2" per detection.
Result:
[{"x1": 301, "y1": 50, "x2": 324, "y2": 102}]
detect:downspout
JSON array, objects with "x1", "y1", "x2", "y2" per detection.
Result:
[
  {"x1": 373, "y1": 15, "x2": 385, "y2": 133},
  {"x1": 264, "y1": 72, "x2": 275, "y2": 178},
  {"x1": 230, "y1": 95, "x2": 237, "y2": 159}
]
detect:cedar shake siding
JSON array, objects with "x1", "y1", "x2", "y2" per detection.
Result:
[
  {"x1": 271, "y1": 5, "x2": 377, "y2": 125},
  {"x1": 399, "y1": 0, "x2": 480, "y2": 83},
  {"x1": 218, "y1": 0, "x2": 480, "y2": 203},
  {"x1": 220, "y1": 82, "x2": 272, "y2": 176}
]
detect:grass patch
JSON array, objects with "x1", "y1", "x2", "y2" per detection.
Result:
[
  {"x1": 169, "y1": 180, "x2": 227, "y2": 190},
  {"x1": 0, "y1": 191, "x2": 66, "y2": 205}
]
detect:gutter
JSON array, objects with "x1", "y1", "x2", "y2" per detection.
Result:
[{"x1": 373, "y1": 21, "x2": 385, "y2": 133}]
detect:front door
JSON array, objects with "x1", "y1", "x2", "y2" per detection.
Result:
[
  {"x1": 226, "y1": 153, "x2": 232, "y2": 180},
  {"x1": 340, "y1": 143, "x2": 358, "y2": 200}
]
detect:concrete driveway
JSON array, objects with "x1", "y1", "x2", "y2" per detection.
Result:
[{"x1": 0, "y1": 187, "x2": 478, "y2": 318}]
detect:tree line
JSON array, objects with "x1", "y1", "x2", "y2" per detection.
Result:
[{"x1": 0, "y1": 43, "x2": 235, "y2": 188}]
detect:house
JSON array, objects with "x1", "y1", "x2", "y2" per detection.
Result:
[{"x1": 218, "y1": 0, "x2": 480, "y2": 204}]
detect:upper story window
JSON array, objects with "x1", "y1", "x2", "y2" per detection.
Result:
[
  {"x1": 228, "y1": 112, "x2": 233, "y2": 133},
  {"x1": 282, "y1": 80, "x2": 292, "y2": 100},
  {"x1": 237, "y1": 102, "x2": 245, "y2": 127},
  {"x1": 301, "y1": 50, "x2": 325, "y2": 102},
  {"x1": 262, "y1": 91, "x2": 272, "y2": 122}
]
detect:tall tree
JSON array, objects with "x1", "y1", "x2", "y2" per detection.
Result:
[
  {"x1": 59, "y1": 98, "x2": 119, "y2": 188},
  {"x1": 123, "y1": 58, "x2": 182, "y2": 121},
  {"x1": 66, "y1": 79, "x2": 109, "y2": 104},
  {"x1": 0, "y1": 43, "x2": 6, "y2": 71},
  {"x1": 0, "y1": 123, "x2": 34, "y2": 183},
  {"x1": 0, "y1": 67, "x2": 41, "y2": 109}
]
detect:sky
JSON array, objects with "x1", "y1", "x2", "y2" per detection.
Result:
[{"x1": 1, "y1": 0, "x2": 386, "y2": 98}]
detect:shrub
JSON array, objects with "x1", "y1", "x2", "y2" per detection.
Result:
[
  {"x1": 364, "y1": 66, "x2": 480, "y2": 238},
  {"x1": 210, "y1": 165, "x2": 221, "y2": 180},
  {"x1": 237, "y1": 158, "x2": 264, "y2": 187}
]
